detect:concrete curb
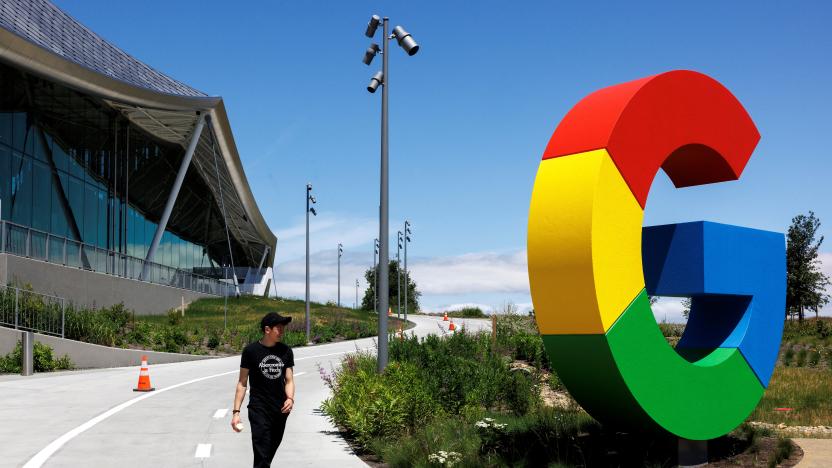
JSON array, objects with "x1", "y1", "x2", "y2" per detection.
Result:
[{"x1": 0, "y1": 325, "x2": 216, "y2": 370}]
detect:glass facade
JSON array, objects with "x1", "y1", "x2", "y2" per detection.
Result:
[{"x1": 0, "y1": 62, "x2": 246, "y2": 274}]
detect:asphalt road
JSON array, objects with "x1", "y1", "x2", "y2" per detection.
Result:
[{"x1": 0, "y1": 314, "x2": 490, "y2": 467}]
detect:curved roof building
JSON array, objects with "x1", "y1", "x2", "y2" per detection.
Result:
[{"x1": 0, "y1": 0, "x2": 276, "y2": 312}]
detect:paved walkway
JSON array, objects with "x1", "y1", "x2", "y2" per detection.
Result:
[
  {"x1": 0, "y1": 315, "x2": 489, "y2": 467},
  {"x1": 794, "y1": 438, "x2": 832, "y2": 467}
]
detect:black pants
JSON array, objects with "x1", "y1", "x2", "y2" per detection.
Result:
[{"x1": 249, "y1": 408, "x2": 289, "y2": 467}]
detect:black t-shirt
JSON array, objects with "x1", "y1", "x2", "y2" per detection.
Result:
[{"x1": 240, "y1": 341, "x2": 294, "y2": 414}]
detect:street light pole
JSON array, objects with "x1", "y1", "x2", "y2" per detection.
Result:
[
  {"x1": 363, "y1": 13, "x2": 419, "y2": 372},
  {"x1": 355, "y1": 278, "x2": 359, "y2": 310},
  {"x1": 305, "y1": 183, "x2": 316, "y2": 345},
  {"x1": 404, "y1": 220, "x2": 411, "y2": 322},
  {"x1": 373, "y1": 238, "x2": 379, "y2": 315},
  {"x1": 337, "y1": 243, "x2": 343, "y2": 307},
  {"x1": 397, "y1": 231, "x2": 402, "y2": 319},
  {"x1": 378, "y1": 16, "x2": 391, "y2": 371}
]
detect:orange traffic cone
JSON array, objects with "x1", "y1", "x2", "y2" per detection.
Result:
[
  {"x1": 442, "y1": 312, "x2": 449, "y2": 321},
  {"x1": 133, "y1": 355, "x2": 155, "y2": 392},
  {"x1": 388, "y1": 307, "x2": 393, "y2": 317},
  {"x1": 448, "y1": 319, "x2": 456, "y2": 332}
]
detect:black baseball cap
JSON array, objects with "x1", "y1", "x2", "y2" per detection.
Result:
[{"x1": 261, "y1": 312, "x2": 292, "y2": 330}]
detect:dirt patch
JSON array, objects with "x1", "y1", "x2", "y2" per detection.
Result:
[{"x1": 709, "y1": 437, "x2": 803, "y2": 467}]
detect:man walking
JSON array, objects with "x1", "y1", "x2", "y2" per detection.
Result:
[{"x1": 232, "y1": 312, "x2": 296, "y2": 467}]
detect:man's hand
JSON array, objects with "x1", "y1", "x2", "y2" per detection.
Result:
[
  {"x1": 281, "y1": 398, "x2": 294, "y2": 414},
  {"x1": 231, "y1": 413, "x2": 242, "y2": 432}
]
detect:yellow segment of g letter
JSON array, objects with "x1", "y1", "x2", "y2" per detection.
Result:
[{"x1": 527, "y1": 149, "x2": 645, "y2": 335}]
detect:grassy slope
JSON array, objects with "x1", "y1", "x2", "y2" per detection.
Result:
[
  {"x1": 748, "y1": 318, "x2": 832, "y2": 427},
  {"x1": 134, "y1": 296, "x2": 407, "y2": 352},
  {"x1": 140, "y1": 295, "x2": 380, "y2": 329},
  {"x1": 750, "y1": 366, "x2": 832, "y2": 426}
]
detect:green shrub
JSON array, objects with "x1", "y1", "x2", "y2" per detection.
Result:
[
  {"x1": 782, "y1": 346, "x2": 794, "y2": 366},
  {"x1": 126, "y1": 321, "x2": 153, "y2": 346},
  {"x1": 321, "y1": 352, "x2": 440, "y2": 448},
  {"x1": 0, "y1": 341, "x2": 73, "y2": 373},
  {"x1": 372, "y1": 416, "x2": 486, "y2": 468},
  {"x1": 154, "y1": 326, "x2": 190, "y2": 353},
  {"x1": 64, "y1": 303, "x2": 132, "y2": 347},
  {"x1": 817, "y1": 320, "x2": 832, "y2": 339},
  {"x1": 449, "y1": 307, "x2": 486, "y2": 318},
  {"x1": 372, "y1": 408, "x2": 600, "y2": 468},
  {"x1": 207, "y1": 332, "x2": 221, "y2": 349},
  {"x1": 167, "y1": 309, "x2": 183, "y2": 326},
  {"x1": 796, "y1": 348, "x2": 807, "y2": 367},
  {"x1": 768, "y1": 438, "x2": 793, "y2": 468},
  {"x1": 504, "y1": 369, "x2": 539, "y2": 415},
  {"x1": 809, "y1": 349, "x2": 821, "y2": 367}
]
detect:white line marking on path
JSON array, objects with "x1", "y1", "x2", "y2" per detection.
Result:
[
  {"x1": 194, "y1": 443, "x2": 212, "y2": 458},
  {"x1": 294, "y1": 371, "x2": 306, "y2": 376},
  {"x1": 213, "y1": 408, "x2": 229, "y2": 419},
  {"x1": 23, "y1": 370, "x2": 237, "y2": 468},
  {"x1": 25, "y1": 346, "x2": 373, "y2": 467}
]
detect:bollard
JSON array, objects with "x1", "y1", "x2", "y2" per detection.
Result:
[
  {"x1": 678, "y1": 438, "x2": 707, "y2": 467},
  {"x1": 21, "y1": 331, "x2": 34, "y2": 376}
]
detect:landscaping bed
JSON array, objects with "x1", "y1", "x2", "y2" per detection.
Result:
[
  {"x1": 320, "y1": 316, "x2": 807, "y2": 467},
  {"x1": 4, "y1": 286, "x2": 405, "y2": 356}
]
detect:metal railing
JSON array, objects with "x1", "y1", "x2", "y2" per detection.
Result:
[
  {"x1": 0, "y1": 284, "x2": 65, "y2": 338},
  {"x1": 192, "y1": 266, "x2": 269, "y2": 282},
  {"x1": 0, "y1": 220, "x2": 233, "y2": 297}
]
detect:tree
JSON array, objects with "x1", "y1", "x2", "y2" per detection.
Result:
[
  {"x1": 681, "y1": 297, "x2": 692, "y2": 320},
  {"x1": 786, "y1": 211, "x2": 830, "y2": 322},
  {"x1": 361, "y1": 260, "x2": 421, "y2": 313}
]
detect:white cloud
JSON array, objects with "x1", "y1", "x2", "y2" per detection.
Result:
[
  {"x1": 410, "y1": 250, "x2": 529, "y2": 296},
  {"x1": 271, "y1": 232, "x2": 532, "y2": 310},
  {"x1": 273, "y1": 214, "x2": 379, "y2": 261},
  {"x1": 273, "y1": 249, "x2": 373, "y2": 306},
  {"x1": 650, "y1": 297, "x2": 688, "y2": 324},
  {"x1": 270, "y1": 232, "x2": 827, "y2": 321}
]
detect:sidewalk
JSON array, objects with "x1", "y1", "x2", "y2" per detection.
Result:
[{"x1": 794, "y1": 438, "x2": 832, "y2": 467}]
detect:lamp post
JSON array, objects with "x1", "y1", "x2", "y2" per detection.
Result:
[
  {"x1": 337, "y1": 243, "x2": 343, "y2": 307},
  {"x1": 363, "y1": 14, "x2": 419, "y2": 372},
  {"x1": 373, "y1": 238, "x2": 379, "y2": 314},
  {"x1": 396, "y1": 231, "x2": 403, "y2": 319},
  {"x1": 305, "y1": 183, "x2": 317, "y2": 345},
  {"x1": 404, "y1": 220, "x2": 411, "y2": 322},
  {"x1": 355, "y1": 278, "x2": 359, "y2": 310}
]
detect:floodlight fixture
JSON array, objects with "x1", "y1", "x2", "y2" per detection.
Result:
[
  {"x1": 367, "y1": 71, "x2": 383, "y2": 93},
  {"x1": 363, "y1": 43, "x2": 380, "y2": 65},
  {"x1": 310, "y1": 196, "x2": 316, "y2": 204},
  {"x1": 392, "y1": 25, "x2": 419, "y2": 56},
  {"x1": 310, "y1": 207, "x2": 317, "y2": 216},
  {"x1": 365, "y1": 15, "x2": 381, "y2": 38}
]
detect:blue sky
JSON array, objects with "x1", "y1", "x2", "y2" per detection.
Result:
[{"x1": 55, "y1": 1, "x2": 832, "y2": 319}]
